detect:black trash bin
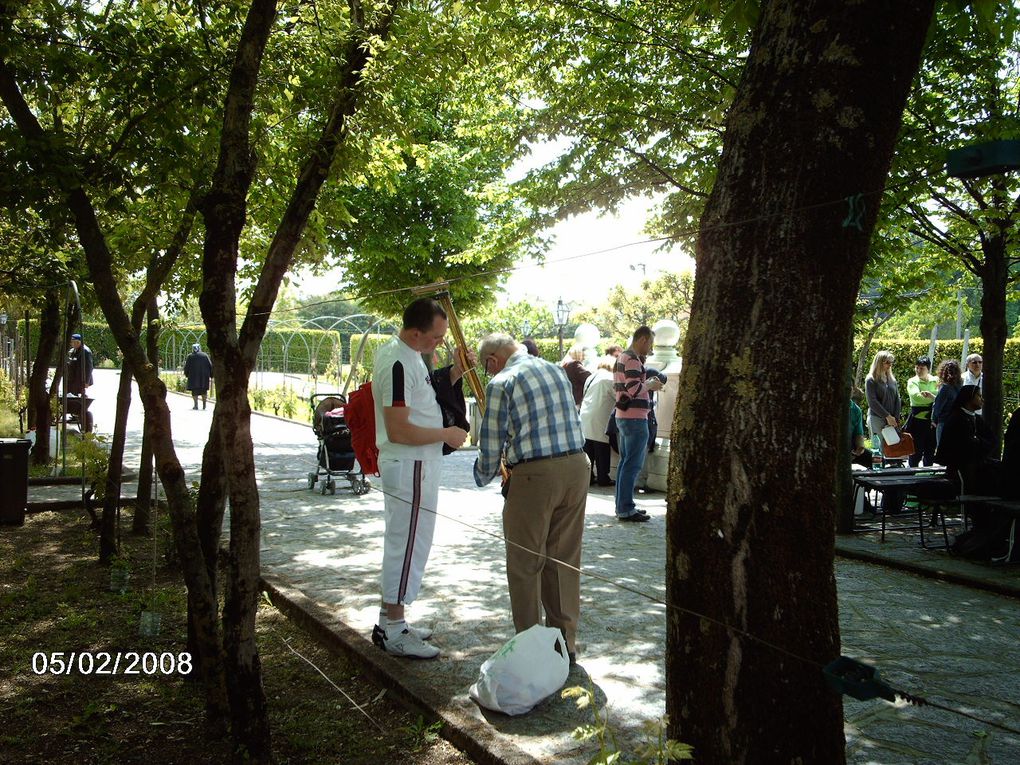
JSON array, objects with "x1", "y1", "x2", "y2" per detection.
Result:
[{"x1": 0, "y1": 438, "x2": 31, "y2": 526}]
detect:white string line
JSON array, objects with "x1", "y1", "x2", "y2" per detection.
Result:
[{"x1": 268, "y1": 621, "x2": 387, "y2": 734}]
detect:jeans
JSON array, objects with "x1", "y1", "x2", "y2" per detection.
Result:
[{"x1": 615, "y1": 418, "x2": 649, "y2": 517}]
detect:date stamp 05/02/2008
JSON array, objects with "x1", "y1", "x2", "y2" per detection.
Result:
[{"x1": 30, "y1": 651, "x2": 193, "y2": 676}]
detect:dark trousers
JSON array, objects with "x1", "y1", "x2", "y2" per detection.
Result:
[
  {"x1": 907, "y1": 419, "x2": 936, "y2": 467},
  {"x1": 584, "y1": 439, "x2": 611, "y2": 482}
]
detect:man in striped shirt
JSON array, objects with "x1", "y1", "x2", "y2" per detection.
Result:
[
  {"x1": 474, "y1": 333, "x2": 589, "y2": 663},
  {"x1": 613, "y1": 326, "x2": 665, "y2": 522}
]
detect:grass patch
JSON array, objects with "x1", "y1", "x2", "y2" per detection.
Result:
[{"x1": 0, "y1": 511, "x2": 475, "y2": 764}]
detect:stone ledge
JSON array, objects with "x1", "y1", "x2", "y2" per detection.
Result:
[{"x1": 260, "y1": 573, "x2": 543, "y2": 765}]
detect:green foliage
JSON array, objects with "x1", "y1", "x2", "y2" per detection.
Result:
[
  {"x1": 348, "y1": 334, "x2": 394, "y2": 383},
  {"x1": 573, "y1": 271, "x2": 694, "y2": 347},
  {"x1": 865, "y1": 2, "x2": 1020, "y2": 319},
  {"x1": 159, "y1": 372, "x2": 187, "y2": 394},
  {"x1": 0, "y1": 368, "x2": 21, "y2": 437},
  {"x1": 246, "y1": 385, "x2": 307, "y2": 424},
  {"x1": 71, "y1": 432, "x2": 110, "y2": 501},
  {"x1": 401, "y1": 716, "x2": 442, "y2": 751},
  {"x1": 562, "y1": 685, "x2": 693, "y2": 765},
  {"x1": 460, "y1": 300, "x2": 556, "y2": 346}
]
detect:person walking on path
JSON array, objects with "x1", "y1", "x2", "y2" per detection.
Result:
[
  {"x1": 67, "y1": 332, "x2": 95, "y2": 432},
  {"x1": 372, "y1": 298, "x2": 468, "y2": 659},
  {"x1": 67, "y1": 332, "x2": 93, "y2": 396},
  {"x1": 473, "y1": 333, "x2": 588, "y2": 663},
  {"x1": 183, "y1": 343, "x2": 213, "y2": 410},
  {"x1": 613, "y1": 326, "x2": 663, "y2": 522}
]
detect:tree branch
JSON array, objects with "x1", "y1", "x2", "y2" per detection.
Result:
[{"x1": 239, "y1": 0, "x2": 400, "y2": 367}]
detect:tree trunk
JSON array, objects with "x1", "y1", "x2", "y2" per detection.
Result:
[
  {"x1": 99, "y1": 357, "x2": 134, "y2": 562},
  {"x1": 28, "y1": 289, "x2": 59, "y2": 464},
  {"x1": 665, "y1": 2, "x2": 935, "y2": 762},
  {"x1": 134, "y1": 298, "x2": 160, "y2": 534},
  {"x1": 978, "y1": 232, "x2": 1008, "y2": 450},
  {"x1": 188, "y1": 411, "x2": 228, "y2": 681}
]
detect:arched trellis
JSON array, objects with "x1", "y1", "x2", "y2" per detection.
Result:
[
  {"x1": 161, "y1": 314, "x2": 399, "y2": 394},
  {"x1": 161, "y1": 328, "x2": 207, "y2": 374}
]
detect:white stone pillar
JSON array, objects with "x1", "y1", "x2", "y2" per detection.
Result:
[
  {"x1": 573, "y1": 323, "x2": 601, "y2": 369},
  {"x1": 641, "y1": 320, "x2": 683, "y2": 492}
]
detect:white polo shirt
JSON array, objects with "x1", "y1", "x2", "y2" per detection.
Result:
[{"x1": 373, "y1": 336, "x2": 443, "y2": 461}]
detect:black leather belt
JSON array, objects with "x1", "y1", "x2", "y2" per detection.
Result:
[{"x1": 510, "y1": 448, "x2": 584, "y2": 468}]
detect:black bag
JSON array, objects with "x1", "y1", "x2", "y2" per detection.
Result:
[{"x1": 605, "y1": 412, "x2": 619, "y2": 454}]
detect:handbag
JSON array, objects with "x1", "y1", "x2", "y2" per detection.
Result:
[{"x1": 881, "y1": 428, "x2": 915, "y2": 458}]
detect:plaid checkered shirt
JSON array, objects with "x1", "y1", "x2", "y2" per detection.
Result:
[{"x1": 473, "y1": 348, "x2": 585, "y2": 486}]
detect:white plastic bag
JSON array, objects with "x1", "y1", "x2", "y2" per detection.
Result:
[{"x1": 468, "y1": 624, "x2": 570, "y2": 716}]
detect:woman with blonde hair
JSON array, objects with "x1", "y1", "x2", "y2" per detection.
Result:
[{"x1": 865, "y1": 350, "x2": 901, "y2": 451}]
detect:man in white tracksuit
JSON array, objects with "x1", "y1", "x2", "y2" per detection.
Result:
[{"x1": 371, "y1": 297, "x2": 468, "y2": 658}]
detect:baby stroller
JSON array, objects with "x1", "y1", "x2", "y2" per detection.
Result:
[{"x1": 307, "y1": 394, "x2": 370, "y2": 495}]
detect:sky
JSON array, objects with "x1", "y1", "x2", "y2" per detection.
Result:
[
  {"x1": 496, "y1": 196, "x2": 695, "y2": 313},
  {"x1": 292, "y1": 139, "x2": 697, "y2": 314}
]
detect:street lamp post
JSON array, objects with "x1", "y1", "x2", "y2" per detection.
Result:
[{"x1": 555, "y1": 299, "x2": 570, "y2": 356}]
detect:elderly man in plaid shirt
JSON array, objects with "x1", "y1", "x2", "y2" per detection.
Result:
[{"x1": 473, "y1": 333, "x2": 589, "y2": 663}]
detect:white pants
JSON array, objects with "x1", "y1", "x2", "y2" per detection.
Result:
[{"x1": 380, "y1": 458, "x2": 441, "y2": 605}]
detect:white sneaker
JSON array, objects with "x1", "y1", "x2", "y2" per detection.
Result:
[
  {"x1": 380, "y1": 627, "x2": 440, "y2": 659},
  {"x1": 372, "y1": 623, "x2": 433, "y2": 647}
]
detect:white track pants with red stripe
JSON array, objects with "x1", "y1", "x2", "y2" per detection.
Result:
[{"x1": 380, "y1": 458, "x2": 441, "y2": 606}]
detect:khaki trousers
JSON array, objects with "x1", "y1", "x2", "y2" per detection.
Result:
[{"x1": 502, "y1": 451, "x2": 588, "y2": 651}]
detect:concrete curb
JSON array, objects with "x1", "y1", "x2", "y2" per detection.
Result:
[
  {"x1": 260, "y1": 574, "x2": 543, "y2": 765},
  {"x1": 834, "y1": 541, "x2": 1020, "y2": 600}
]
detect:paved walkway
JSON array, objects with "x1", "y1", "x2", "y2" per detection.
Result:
[{"x1": 37, "y1": 371, "x2": 1020, "y2": 764}]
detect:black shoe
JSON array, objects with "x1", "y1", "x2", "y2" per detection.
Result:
[
  {"x1": 371, "y1": 624, "x2": 385, "y2": 649},
  {"x1": 597, "y1": 479, "x2": 616, "y2": 487},
  {"x1": 618, "y1": 512, "x2": 650, "y2": 522}
]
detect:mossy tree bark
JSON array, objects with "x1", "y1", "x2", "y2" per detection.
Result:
[{"x1": 665, "y1": 2, "x2": 936, "y2": 761}]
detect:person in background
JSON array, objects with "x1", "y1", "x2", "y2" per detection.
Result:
[
  {"x1": 522, "y1": 338, "x2": 540, "y2": 357},
  {"x1": 183, "y1": 343, "x2": 213, "y2": 410},
  {"x1": 579, "y1": 355, "x2": 617, "y2": 486},
  {"x1": 561, "y1": 345, "x2": 591, "y2": 408},
  {"x1": 604, "y1": 345, "x2": 624, "y2": 358},
  {"x1": 865, "y1": 349, "x2": 903, "y2": 513},
  {"x1": 963, "y1": 353, "x2": 984, "y2": 415},
  {"x1": 935, "y1": 385, "x2": 996, "y2": 496},
  {"x1": 67, "y1": 332, "x2": 95, "y2": 432},
  {"x1": 932, "y1": 359, "x2": 963, "y2": 447},
  {"x1": 371, "y1": 298, "x2": 469, "y2": 659},
  {"x1": 67, "y1": 332, "x2": 93, "y2": 396},
  {"x1": 849, "y1": 395, "x2": 876, "y2": 514},
  {"x1": 905, "y1": 356, "x2": 937, "y2": 466},
  {"x1": 473, "y1": 333, "x2": 588, "y2": 665},
  {"x1": 849, "y1": 395, "x2": 873, "y2": 469},
  {"x1": 613, "y1": 326, "x2": 664, "y2": 522},
  {"x1": 865, "y1": 350, "x2": 901, "y2": 454}
]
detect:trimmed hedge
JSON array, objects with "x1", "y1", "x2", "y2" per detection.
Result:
[
  {"x1": 855, "y1": 337, "x2": 1020, "y2": 420},
  {"x1": 30, "y1": 322, "x2": 345, "y2": 375}
]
